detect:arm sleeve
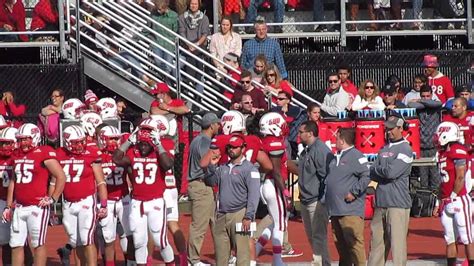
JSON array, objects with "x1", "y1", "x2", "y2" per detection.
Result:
[
  {"x1": 7, "y1": 102, "x2": 26, "y2": 116},
  {"x1": 178, "y1": 16, "x2": 186, "y2": 38},
  {"x1": 273, "y1": 41, "x2": 287, "y2": 79},
  {"x1": 350, "y1": 95, "x2": 366, "y2": 111},
  {"x1": 36, "y1": 0, "x2": 59, "y2": 23},
  {"x1": 200, "y1": 16, "x2": 210, "y2": 36},
  {"x1": 407, "y1": 102, "x2": 425, "y2": 110},
  {"x1": 16, "y1": 2, "x2": 28, "y2": 42},
  {"x1": 204, "y1": 164, "x2": 219, "y2": 187},
  {"x1": 209, "y1": 34, "x2": 218, "y2": 57},
  {"x1": 314, "y1": 145, "x2": 333, "y2": 181},
  {"x1": 245, "y1": 167, "x2": 261, "y2": 220},
  {"x1": 234, "y1": 34, "x2": 242, "y2": 56},
  {"x1": 420, "y1": 99, "x2": 442, "y2": 109},
  {"x1": 240, "y1": 43, "x2": 250, "y2": 70},
  {"x1": 349, "y1": 156, "x2": 371, "y2": 197},
  {"x1": 445, "y1": 79, "x2": 455, "y2": 100},
  {"x1": 444, "y1": 99, "x2": 453, "y2": 110},
  {"x1": 374, "y1": 147, "x2": 413, "y2": 180}
]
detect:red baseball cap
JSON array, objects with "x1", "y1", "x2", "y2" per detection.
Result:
[
  {"x1": 151, "y1": 82, "x2": 170, "y2": 95},
  {"x1": 422, "y1": 54, "x2": 439, "y2": 68},
  {"x1": 228, "y1": 135, "x2": 244, "y2": 147}
]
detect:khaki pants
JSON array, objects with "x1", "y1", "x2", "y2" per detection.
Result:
[
  {"x1": 331, "y1": 216, "x2": 366, "y2": 266},
  {"x1": 368, "y1": 207, "x2": 410, "y2": 266},
  {"x1": 300, "y1": 201, "x2": 330, "y2": 266},
  {"x1": 187, "y1": 180, "x2": 216, "y2": 264},
  {"x1": 213, "y1": 208, "x2": 250, "y2": 266}
]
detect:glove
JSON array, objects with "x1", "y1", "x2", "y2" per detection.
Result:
[
  {"x1": 97, "y1": 207, "x2": 108, "y2": 219},
  {"x1": 150, "y1": 130, "x2": 162, "y2": 147},
  {"x1": 38, "y1": 196, "x2": 55, "y2": 207},
  {"x1": 128, "y1": 127, "x2": 139, "y2": 145},
  {"x1": 2, "y1": 207, "x2": 11, "y2": 223}
]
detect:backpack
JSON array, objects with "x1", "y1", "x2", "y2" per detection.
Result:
[{"x1": 410, "y1": 189, "x2": 437, "y2": 217}]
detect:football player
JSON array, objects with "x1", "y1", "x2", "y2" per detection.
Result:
[
  {"x1": 113, "y1": 118, "x2": 175, "y2": 266},
  {"x1": 3, "y1": 123, "x2": 66, "y2": 266}
]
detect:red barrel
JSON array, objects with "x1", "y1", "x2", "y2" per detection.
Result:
[
  {"x1": 403, "y1": 118, "x2": 421, "y2": 158},
  {"x1": 355, "y1": 119, "x2": 385, "y2": 154},
  {"x1": 321, "y1": 118, "x2": 354, "y2": 153}
]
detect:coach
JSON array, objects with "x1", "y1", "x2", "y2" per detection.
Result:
[
  {"x1": 326, "y1": 128, "x2": 370, "y2": 266},
  {"x1": 288, "y1": 120, "x2": 333, "y2": 266},
  {"x1": 367, "y1": 113, "x2": 413, "y2": 266},
  {"x1": 205, "y1": 135, "x2": 260, "y2": 266}
]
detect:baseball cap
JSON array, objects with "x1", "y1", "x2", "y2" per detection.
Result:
[
  {"x1": 384, "y1": 115, "x2": 404, "y2": 129},
  {"x1": 382, "y1": 84, "x2": 396, "y2": 95},
  {"x1": 151, "y1": 82, "x2": 170, "y2": 95},
  {"x1": 201, "y1": 112, "x2": 220, "y2": 128},
  {"x1": 228, "y1": 135, "x2": 244, "y2": 147},
  {"x1": 422, "y1": 54, "x2": 439, "y2": 68}
]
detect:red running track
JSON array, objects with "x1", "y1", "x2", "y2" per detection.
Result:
[{"x1": 39, "y1": 215, "x2": 450, "y2": 265}]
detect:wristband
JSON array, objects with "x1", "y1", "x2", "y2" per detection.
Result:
[
  {"x1": 100, "y1": 199, "x2": 107, "y2": 208},
  {"x1": 119, "y1": 140, "x2": 132, "y2": 153},
  {"x1": 450, "y1": 192, "x2": 458, "y2": 199},
  {"x1": 283, "y1": 189, "x2": 290, "y2": 198},
  {"x1": 97, "y1": 181, "x2": 106, "y2": 187}
]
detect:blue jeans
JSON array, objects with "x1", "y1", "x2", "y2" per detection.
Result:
[
  {"x1": 412, "y1": 0, "x2": 423, "y2": 20},
  {"x1": 245, "y1": 0, "x2": 284, "y2": 23},
  {"x1": 152, "y1": 46, "x2": 175, "y2": 76},
  {"x1": 0, "y1": 29, "x2": 19, "y2": 42},
  {"x1": 109, "y1": 51, "x2": 145, "y2": 79},
  {"x1": 313, "y1": 0, "x2": 325, "y2": 22}
]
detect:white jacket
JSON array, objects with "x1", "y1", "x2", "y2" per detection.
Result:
[{"x1": 351, "y1": 95, "x2": 386, "y2": 111}]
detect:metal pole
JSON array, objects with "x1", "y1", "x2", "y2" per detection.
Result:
[
  {"x1": 58, "y1": 0, "x2": 66, "y2": 60},
  {"x1": 467, "y1": 0, "x2": 473, "y2": 45},
  {"x1": 75, "y1": 0, "x2": 81, "y2": 63},
  {"x1": 175, "y1": 37, "x2": 182, "y2": 100},
  {"x1": 212, "y1": 0, "x2": 219, "y2": 34},
  {"x1": 340, "y1": 0, "x2": 346, "y2": 47}
]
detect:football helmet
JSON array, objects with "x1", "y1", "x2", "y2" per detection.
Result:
[
  {"x1": 220, "y1": 110, "x2": 245, "y2": 135},
  {"x1": 0, "y1": 127, "x2": 17, "y2": 156},
  {"x1": 16, "y1": 123, "x2": 41, "y2": 152},
  {"x1": 63, "y1": 125, "x2": 87, "y2": 154},
  {"x1": 150, "y1": 115, "x2": 170, "y2": 137},
  {"x1": 98, "y1": 125, "x2": 121, "y2": 152},
  {"x1": 97, "y1": 97, "x2": 118, "y2": 119},
  {"x1": 0, "y1": 115, "x2": 8, "y2": 130},
  {"x1": 62, "y1": 98, "x2": 86, "y2": 119},
  {"x1": 259, "y1": 112, "x2": 288, "y2": 137},
  {"x1": 435, "y1": 121, "x2": 461, "y2": 147},
  {"x1": 137, "y1": 118, "x2": 158, "y2": 144},
  {"x1": 80, "y1": 112, "x2": 103, "y2": 137}
]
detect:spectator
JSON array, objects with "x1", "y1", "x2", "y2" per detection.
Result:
[
  {"x1": 407, "y1": 85, "x2": 442, "y2": 191},
  {"x1": 221, "y1": 52, "x2": 241, "y2": 100},
  {"x1": 30, "y1": 0, "x2": 59, "y2": 41},
  {"x1": 115, "y1": 97, "x2": 135, "y2": 133},
  {"x1": 262, "y1": 64, "x2": 292, "y2": 103},
  {"x1": 368, "y1": 113, "x2": 413, "y2": 266},
  {"x1": 145, "y1": 0, "x2": 178, "y2": 77},
  {"x1": 236, "y1": 94, "x2": 258, "y2": 119},
  {"x1": 288, "y1": 120, "x2": 333, "y2": 266},
  {"x1": 412, "y1": 0, "x2": 424, "y2": 29},
  {"x1": 38, "y1": 89, "x2": 64, "y2": 146},
  {"x1": 231, "y1": 70, "x2": 267, "y2": 111},
  {"x1": 245, "y1": 1, "x2": 284, "y2": 33},
  {"x1": 382, "y1": 84, "x2": 406, "y2": 110},
  {"x1": 385, "y1": 74, "x2": 405, "y2": 101},
  {"x1": 0, "y1": 91, "x2": 25, "y2": 128},
  {"x1": 272, "y1": 90, "x2": 306, "y2": 159},
  {"x1": 250, "y1": 54, "x2": 267, "y2": 84},
  {"x1": 423, "y1": 54, "x2": 455, "y2": 104},
  {"x1": 0, "y1": 0, "x2": 27, "y2": 41},
  {"x1": 313, "y1": 0, "x2": 326, "y2": 32},
  {"x1": 187, "y1": 112, "x2": 220, "y2": 265},
  {"x1": 326, "y1": 128, "x2": 370, "y2": 266},
  {"x1": 389, "y1": 0, "x2": 402, "y2": 30},
  {"x1": 320, "y1": 73, "x2": 350, "y2": 117},
  {"x1": 178, "y1": 0, "x2": 210, "y2": 94},
  {"x1": 337, "y1": 64, "x2": 357, "y2": 100},
  {"x1": 210, "y1": 16, "x2": 242, "y2": 70},
  {"x1": 84, "y1": 89, "x2": 99, "y2": 112},
  {"x1": 306, "y1": 103, "x2": 322, "y2": 124},
  {"x1": 444, "y1": 85, "x2": 474, "y2": 111},
  {"x1": 205, "y1": 135, "x2": 260, "y2": 266},
  {"x1": 351, "y1": 79, "x2": 385, "y2": 111},
  {"x1": 241, "y1": 20, "x2": 287, "y2": 79},
  {"x1": 403, "y1": 74, "x2": 428, "y2": 105}
]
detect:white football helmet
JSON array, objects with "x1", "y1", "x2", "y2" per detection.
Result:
[
  {"x1": 0, "y1": 115, "x2": 8, "y2": 129},
  {"x1": 97, "y1": 97, "x2": 118, "y2": 119},
  {"x1": 435, "y1": 121, "x2": 461, "y2": 146},
  {"x1": 0, "y1": 127, "x2": 17, "y2": 156},
  {"x1": 16, "y1": 123, "x2": 41, "y2": 152},
  {"x1": 80, "y1": 112, "x2": 103, "y2": 137},
  {"x1": 259, "y1": 112, "x2": 288, "y2": 137},
  {"x1": 63, "y1": 125, "x2": 87, "y2": 154},
  {"x1": 137, "y1": 118, "x2": 158, "y2": 143},
  {"x1": 220, "y1": 110, "x2": 245, "y2": 135},
  {"x1": 62, "y1": 98, "x2": 86, "y2": 119},
  {"x1": 98, "y1": 125, "x2": 121, "y2": 152},
  {"x1": 150, "y1": 115, "x2": 170, "y2": 137}
]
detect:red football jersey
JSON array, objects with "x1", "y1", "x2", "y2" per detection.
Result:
[
  {"x1": 57, "y1": 147, "x2": 102, "y2": 202},
  {"x1": 160, "y1": 137, "x2": 176, "y2": 189},
  {"x1": 261, "y1": 136, "x2": 288, "y2": 181},
  {"x1": 101, "y1": 152, "x2": 129, "y2": 200},
  {"x1": 244, "y1": 134, "x2": 261, "y2": 164},
  {"x1": 0, "y1": 156, "x2": 13, "y2": 201},
  {"x1": 428, "y1": 73, "x2": 454, "y2": 104},
  {"x1": 12, "y1": 146, "x2": 57, "y2": 206},
  {"x1": 438, "y1": 143, "x2": 471, "y2": 199},
  {"x1": 443, "y1": 113, "x2": 474, "y2": 151},
  {"x1": 126, "y1": 147, "x2": 167, "y2": 201}
]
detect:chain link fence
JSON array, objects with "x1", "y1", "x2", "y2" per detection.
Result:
[{"x1": 286, "y1": 49, "x2": 474, "y2": 104}]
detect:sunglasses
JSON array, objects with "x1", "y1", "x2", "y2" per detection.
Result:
[
  {"x1": 242, "y1": 101, "x2": 253, "y2": 104},
  {"x1": 241, "y1": 80, "x2": 251, "y2": 84},
  {"x1": 51, "y1": 95, "x2": 62, "y2": 98},
  {"x1": 328, "y1": 80, "x2": 339, "y2": 84},
  {"x1": 277, "y1": 97, "x2": 288, "y2": 101},
  {"x1": 365, "y1": 86, "x2": 374, "y2": 89},
  {"x1": 266, "y1": 73, "x2": 276, "y2": 77}
]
